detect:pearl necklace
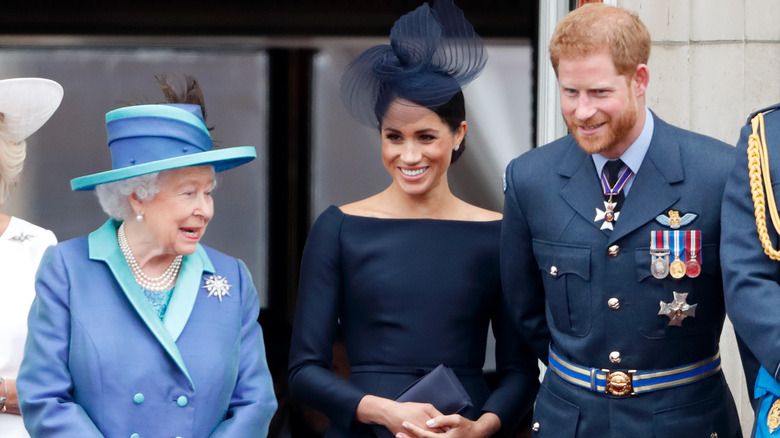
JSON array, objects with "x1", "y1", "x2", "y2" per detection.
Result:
[{"x1": 117, "y1": 223, "x2": 182, "y2": 292}]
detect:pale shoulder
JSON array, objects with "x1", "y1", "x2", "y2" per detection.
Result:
[
  {"x1": 341, "y1": 197, "x2": 502, "y2": 222},
  {"x1": 454, "y1": 201, "x2": 502, "y2": 222},
  {"x1": 339, "y1": 196, "x2": 388, "y2": 218}
]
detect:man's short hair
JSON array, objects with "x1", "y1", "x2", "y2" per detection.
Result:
[{"x1": 549, "y1": 3, "x2": 651, "y2": 77}]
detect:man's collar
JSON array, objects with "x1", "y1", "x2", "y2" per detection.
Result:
[{"x1": 592, "y1": 107, "x2": 654, "y2": 175}]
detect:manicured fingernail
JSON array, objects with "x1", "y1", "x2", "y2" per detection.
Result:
[
  {"x1": 402, "y1": 422, "x2": 410, "y2": 429},
  {"x1": 426, "y1": 419, "x2": 436, "y2": 427}
]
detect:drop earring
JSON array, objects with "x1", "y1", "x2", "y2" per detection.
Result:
[{"x1": 136, "y1": 214, "x2": 143, "y2": 222}]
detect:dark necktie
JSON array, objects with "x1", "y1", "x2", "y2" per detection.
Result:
[{"x1": 603, "y1": 159, "x2": 627, "y2": 213}]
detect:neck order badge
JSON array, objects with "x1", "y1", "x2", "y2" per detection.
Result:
[{"x1": 594, "y1": 160, "x2": 632, "y2": 231}]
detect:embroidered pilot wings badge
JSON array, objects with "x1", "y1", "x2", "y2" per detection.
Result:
[{"x1": 655, "y1": 210, "x2": 697, "y2": 229}]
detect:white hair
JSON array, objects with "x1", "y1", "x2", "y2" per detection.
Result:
[
  {"x1": 0, "y1": 127, "x2": 27, "y2": 207},
  {"x1": 95, "y1": 172, "x2": 161, "y2": 220},
  {"x1": 94, "y1": 166, "x2": 218, "y2": 220}
]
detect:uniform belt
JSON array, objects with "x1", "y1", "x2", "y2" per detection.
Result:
[
  {"x1": 350, "y1": 364, "x2": 483, "y2": 376},
  {"x1": 547, "y1": 347, "x2": 721, "y2": 396}
]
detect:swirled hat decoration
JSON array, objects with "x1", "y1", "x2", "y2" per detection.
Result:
[{"x1": 340, "y1": 0, "x2": 487, "y2": 127}]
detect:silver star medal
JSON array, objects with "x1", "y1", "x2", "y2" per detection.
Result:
[
  {"x1": 203, "y1": 274, "x2": 232, "y2": 302},
  {"x1": 594, "y1": 200, "x2": 619, "y2": 230},
  {"x1": 9, "y1": 232, "x2": 35, "y2": 242},
  {"x1": 658, "y1": 291, "x2": 697, "y2": 326}
]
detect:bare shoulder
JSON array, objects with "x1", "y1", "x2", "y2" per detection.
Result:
[
  {"x1": 339, "y1": 195, "x2": 389, "y2": 218},
  {"x1": 338, "y1": 200, "x2": 370, "y2": 216},
  {"x1": 456, "y1": 201, "x2": 502, "y2": 222}
]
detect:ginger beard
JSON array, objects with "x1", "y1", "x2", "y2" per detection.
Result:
[{"x1": 566, "y1": 81, "x2": 639, "y2": 156}]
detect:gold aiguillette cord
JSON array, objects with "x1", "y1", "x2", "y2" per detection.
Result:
[{"x1": 748, "y1": 111, "x2": 780, "y2": 260}]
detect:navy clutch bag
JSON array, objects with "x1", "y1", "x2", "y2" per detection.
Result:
[{"x1": 373, "y1": 364, "x2": 473, "y2": 438}]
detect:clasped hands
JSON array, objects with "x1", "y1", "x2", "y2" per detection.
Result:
[{"x1": 357, "y1": 396, "x2": 500, "y2": 438}]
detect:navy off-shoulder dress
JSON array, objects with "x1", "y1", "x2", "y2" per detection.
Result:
[{"x1": 289, "y1": 206, "x2": 538, "y2": 437}]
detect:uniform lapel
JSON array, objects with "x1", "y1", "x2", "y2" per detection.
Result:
[
  {"x1": 88, "y1": 220, "x2": 195, "y2": 387},
  {"x1": 609, "y1": 115, "x2": 683, "y2": 243},
  {"x1": 558, "y1": 137, "x2": 609, "y2": 232},
  {"x1": 558, "y1": 114, "x2": 684, "y2": 242}
]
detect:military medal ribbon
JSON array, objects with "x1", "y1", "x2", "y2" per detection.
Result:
[
  {"x1": 600, "y1": 163, "x2": 632, "y2": 197},
  {"x1": 650, "y1": 230, "x2": 670, "y2": 279},
  {"x1": 669, "y1": 230, "x2": 687, "y2": 279},
  {"x1": 685, "y1": 230, "x2": 701, "y2": 278}
]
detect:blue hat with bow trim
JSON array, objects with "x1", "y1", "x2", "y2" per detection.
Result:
[{"x1": 70, "y1": 103, "x2": 256, "y2": 191}]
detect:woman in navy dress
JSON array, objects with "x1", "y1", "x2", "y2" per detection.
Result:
[{"x1": 288, "y1": 1, "x2": 539, "y2": 437}]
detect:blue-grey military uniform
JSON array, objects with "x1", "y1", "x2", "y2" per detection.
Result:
[
  {"x1": 502, "y1": 111, "x2": 741, "y2": 437},
  {"x1": 722, "y1": 102, "x2": 780, "y2": 438}
]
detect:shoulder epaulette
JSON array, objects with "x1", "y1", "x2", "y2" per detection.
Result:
[{"x1": 747, "y1": 103, "x2": 780, "y2": 124}]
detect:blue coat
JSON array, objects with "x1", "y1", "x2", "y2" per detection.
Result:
[
  {"x1": 721, "y1": 103, "x2": 780, "y2": 437},
  {"x1": 17, "y1": 220, "x2": 277, "y2": 438},
  {"x1": 501, "y1": 113, "x2": 741, "y2": 437}
]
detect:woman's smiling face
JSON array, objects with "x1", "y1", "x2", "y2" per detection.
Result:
[
  {"x1": 137, "y1": 165, "x2": 215, "y2": 256},
  {"x1": 380, "y1": 98, "x2": 465, "y2": 198}
]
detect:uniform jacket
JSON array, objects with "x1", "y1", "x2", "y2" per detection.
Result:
[
  {"x1": 721, "y1": 103, "x2": 780, "y2": 437},
  {"x1": 501, "y1": 112, "x2": 741, "y2": 437},
  {"x1": 17, "y1": 220, "x2": 277, "y2": 438}
]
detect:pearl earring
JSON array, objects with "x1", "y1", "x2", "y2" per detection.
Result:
[
  {"x1": 454, "y1": 143, "x2": 461, "y2": 151},
  {"x1": 136, "y1": 214, "x2": 143, "y2": 222}
]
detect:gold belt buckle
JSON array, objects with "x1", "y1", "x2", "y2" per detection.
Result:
[{"x1": 603, "y1": 369, "x2": 635, "y2": 396}]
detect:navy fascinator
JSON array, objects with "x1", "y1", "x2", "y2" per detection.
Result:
[{"x1": 340, "y1": 0, "x2": 487, "y2": 127}]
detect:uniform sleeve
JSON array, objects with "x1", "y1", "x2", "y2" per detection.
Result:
[
  {"x1": 17, "y1": 245, "x2": 105, "y2": 437},
  {"x1": 721, "y1": 119, "x2": 777, "y2": 391},
  {"x1": 288, "y1": 207, "x2": 368, "y2": 430},
  {"x1": 500, "y1": 158, "x2": 551, "y2": 362},
  {"x1": 210, "y1": 259, "x2": 278, "y2": 437},
  {"x1": 480, "y1": 279, "x2": 540, "y2": 433}
]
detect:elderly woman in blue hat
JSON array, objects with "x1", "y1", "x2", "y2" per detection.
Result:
[
  {"x1": 288, "y1": 1, "x2": 538, "y2": 437},
  {"x1": 0, "y1": 78, "x2": 62, "y2": 438},
  {"x1": 17, "y1": 78, "x2": 277, "y2": 438}
]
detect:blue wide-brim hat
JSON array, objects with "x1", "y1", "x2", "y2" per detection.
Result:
[{"x1": 70, "y1": 103, "x2": 256, "y2": 191}]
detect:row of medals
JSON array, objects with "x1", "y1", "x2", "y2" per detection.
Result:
[{"x1": 649, "y1": 231, "x2": 701, "y2": 280}]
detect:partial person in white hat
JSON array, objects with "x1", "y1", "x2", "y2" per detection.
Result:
[{"x1": 0, "y1": 77, "x2": 63, "y2": 438}]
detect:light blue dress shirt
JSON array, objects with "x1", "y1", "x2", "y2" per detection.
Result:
[{"x1": 592, "y1": 107, "x2": 655, "y2": 196}]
